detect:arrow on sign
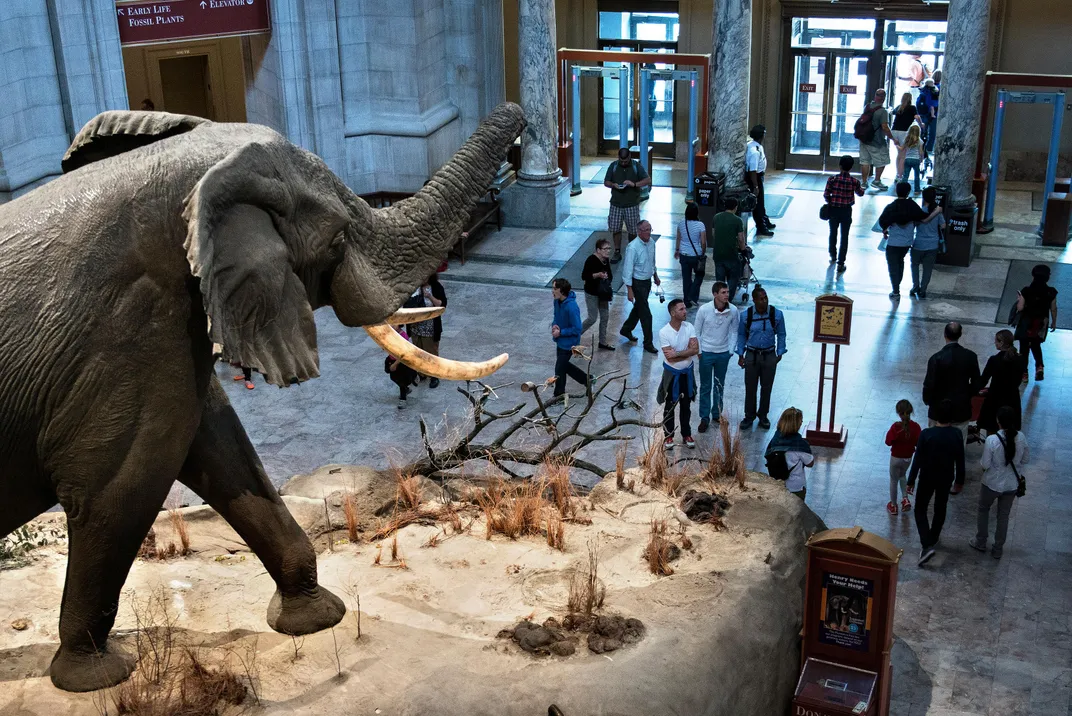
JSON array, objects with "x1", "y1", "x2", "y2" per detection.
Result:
[
  {"x1": 200, "y1": 0, "x2": 207, "y2": 7},
  {"x1": 118, "y1": 7, "x2": 124, "y2": 14}
]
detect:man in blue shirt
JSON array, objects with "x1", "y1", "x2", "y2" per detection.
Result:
[{"x1": 736, "y1": 287, "x2": 787, "y2": 429}]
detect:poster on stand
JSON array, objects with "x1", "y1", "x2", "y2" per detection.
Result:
[{"x1": 818, "y1": 572, "x2": 873, "y2": 652}]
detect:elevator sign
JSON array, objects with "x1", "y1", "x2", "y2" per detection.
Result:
[{"x1": 116, "y1": 0, "x2": 271, "y2": 47}]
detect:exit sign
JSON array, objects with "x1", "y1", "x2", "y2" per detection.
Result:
[{"x1": 799, "y1": 83, "x2": 818, "y2": 93}]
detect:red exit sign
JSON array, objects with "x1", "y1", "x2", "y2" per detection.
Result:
[
  {"x1": 116, "y1": 0, "x2": 271, "y2": 47},
  {"x1": 799, "y1": 83, "x2": 818, "y2": 93},
  {"x1": 839, "y1": 85, "x2": 857, "y2": 95}
]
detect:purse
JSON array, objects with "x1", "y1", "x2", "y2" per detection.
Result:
[
  {"x1": 819, "y1": 204, "x2": 830, "y2": 221},
  {"x1": 997, "y1": 434, "x2": 1026, "y2": 497},
  {"x1": 597, "y1": 276, "x2": 613, "y2": 301}
]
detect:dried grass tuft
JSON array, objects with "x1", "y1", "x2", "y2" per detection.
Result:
[
  {"x1": 476, "y1": 478, "x2": 545, "y2": 541},
  {"x1": 167, "y1": 510, "x2": 191, "y2": 556},
  {"x1": 542, "y1": 457, "x2": 574, "y2": 517},
  {"x1": 704, "y1": 416, "x2": 745, "y2": 488},
  {"x1": 395, "y1": 471, "x2": 423, "y2": 511},
  {"x1": 423, "y1": 531, "x2": 440, "y2": 549},
  {"x1": 546, "y1": 511, "x2": 566, "y2": 551},
  {"x1": 640, "y1": 433, "x2": 668, "y2": 489},
  {"x1": 342, "y1": 492, "x2": 360, "y2": 542},
  {"x1": 566, "y1": 538, "x2": 605, "y2": 618},
  {"x1": 664, "y1": 464, "x2": 687, "y2": 497},
  {"x1": 644, "y1": 519, "x2": 674, "y2": 576},
  {"x1": 615, "y1": 443, "x2": 627, "y2": 489}
]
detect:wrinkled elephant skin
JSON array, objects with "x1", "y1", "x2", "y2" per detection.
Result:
[{"x1": 0, "y1": 104, "x2": 525, "y2": 692}]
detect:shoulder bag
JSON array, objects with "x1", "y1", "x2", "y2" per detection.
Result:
[
  {"x1": 996, "y1": 434, "x2": 1027, "y2": 497},
  {"x1": 684, "y1": 221, "x2": 706, "y2": 274},
  {"x1": 819, "y1": 204, "x2": 830, "y2": 221}
]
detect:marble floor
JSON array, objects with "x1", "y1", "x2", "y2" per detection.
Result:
[{"x1": 207, "y1": 163, "x2": 1071, "y2": 715}]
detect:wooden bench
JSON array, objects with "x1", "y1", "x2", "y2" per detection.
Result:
[{"x1": 452, "y1": 188, "x2": 501, "y2": 264}]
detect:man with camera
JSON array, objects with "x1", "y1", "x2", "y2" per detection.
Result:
[
  {"x1": 620, "y1": 220, "x2": 661, "y2": 354},
  {"x1": 603, "y1": 147, "x2": 651, "y2": 263}
]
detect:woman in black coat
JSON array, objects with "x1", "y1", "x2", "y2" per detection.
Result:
[{"x1": 974, "y1": 329, "x2": 1023, "y2": 436}]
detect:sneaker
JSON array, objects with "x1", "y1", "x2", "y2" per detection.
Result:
[
  {"x1": 429, "y1": 378, "x2": 440, "y2": 389},
  {"x1": 684, "y1": 436, "x2": 696, "y2": 450},
  {"x1": 739, "y1": 418, "x2": 753, "y2": 430},
  {"x1": 918, "y1": 291, "x2": 927, "y2": 300},
  {"x1": 698, "y1": 418, "x2": 710, "y2": 434},
  {"x1": 397, "y1": 399, "x2": 407, "y2": 410},
  {"x1": 901, "y1": 497, "x2": 912, "y2": 512},
  {"x1": 233, "y1": 374, "x2": 245, "y2": 381},
  {"x1": 244, "y1": 380, "x2": 255, "y2": 390},
  {"x1": 1022, "y1": 372, "x2": 1029, "y2": 385},
  {"x1": 757, "y1": 229, "x2": 775, "y2": 237},
  {"x1": 765, "y1": 222, "x2": 777, "y2": 230},
  {"x1": 1036, "y1": 367, "x2": 1044, "y2": 381},
  {"x1": 887, "y1": 501, "x2": 898, "y2": 515},
  {"x1": 918, "y1": 547, "x2": 936, "y2": 566},
  {"x1": 991, "y1": 546, "x2": 1003, "y2": 559},
  {"x1": 620, "y1": 328, "x2": 637, "y2": 343},
  {"x1": 643, "y1": 343, "x2": 659, "y2": 355},
  {"x1": 968, "y1": 537, "x2": 987, "y2": 552},
  {"x1": 758, "y1": 417, "x2": 771, "y2": 430},
  {"x1": 598, "y1": 343, "x2": 616, "y2": 351},
  {"x1": 837, "y1": 263, "x2": 847, "y2": 273},
  {"x1": 872, "y1": 180, "x2": 888, "y2": 190},
  {"x1": 950, "y1": 483, "x2": 964, "y2": 495},
  {"x1": 664, "y1": 436, "x2": 675, "y2": 450},
  {"x1": 909, "y1": 288, "x2": 918, "y2": 297},
  {"x1": 889, "y1": 291, "x2": 900, "y2": 300},
  {"x1": 611, "y1": 250, "x2": 622, "y2": 264}
]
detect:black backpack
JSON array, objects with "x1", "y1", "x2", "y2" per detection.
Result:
[
  {"x1": 853, "y1": 105, "x2": 878, "y2": 143},
  {"x1": 765, "y1": 451, "x2": 790, "y2": 480},
  {"x1": 743, "y1": 305, "x2": 778, "y2": 343}
]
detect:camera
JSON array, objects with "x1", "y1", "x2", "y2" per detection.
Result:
[{"x1": 657, "y1": 289, "x2": 666, "y2": 303}]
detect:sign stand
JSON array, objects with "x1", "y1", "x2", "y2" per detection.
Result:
[{"x1": 807, "y1": 294, "x2": 852, "y2": 449}]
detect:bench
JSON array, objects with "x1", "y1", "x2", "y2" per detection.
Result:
[{"x1": 452, "y1": 188, "x2": 501, "y2": 264}]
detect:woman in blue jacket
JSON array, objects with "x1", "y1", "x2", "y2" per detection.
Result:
[{"x1": 551, "y1": 278, "x2": 589, "y2": 397}]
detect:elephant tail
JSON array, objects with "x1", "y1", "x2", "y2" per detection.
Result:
[{"x1": 62, "y1": 111, "x2": 210, "y2": 174}]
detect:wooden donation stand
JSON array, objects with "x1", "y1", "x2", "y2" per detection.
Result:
[
  {"x1": 793, "y1": 528, "x2": 902, "y2": 716},
  {"x1": 807, "y1": 294, "x2": 852, "y2": 448}
]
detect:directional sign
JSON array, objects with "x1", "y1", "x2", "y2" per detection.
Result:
[{"x1": 116, "y1": 0, "x2": 271, "y2": 47}]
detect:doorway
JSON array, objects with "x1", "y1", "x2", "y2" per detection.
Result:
[
  {"x1": 159, "y1": 55, "x2": 214, "y2": 119},
  {"x1": 788, "y1": 51, "x2": 870, "y2": 171}
]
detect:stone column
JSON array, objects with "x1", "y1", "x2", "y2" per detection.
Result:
[
  {"x1": 707, "y1": 0, "x2": 752, "y2": 188},
  {"x1": 500, "y1": 0, "x2": 569, "y2": 227},
  {"x1": 933, "y1": 0, "x2": 992, "y2": 207}
]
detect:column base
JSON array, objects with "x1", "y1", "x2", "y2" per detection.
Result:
[{"x1": 500, "y1": 177, "x2": 571, "y2": 229}]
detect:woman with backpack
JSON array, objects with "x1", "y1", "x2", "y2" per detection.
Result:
[
  {"x1": 969, "y1": 405, "x2": 1027, "y2": 559},
  {"x1": 764, "y1": 407, "x2": 814, "y2": 501},
  {"x1": 675, "y1": 203, "x2": 708, "y2": 308},
  {"x1": 1014, "y1": 264, "x2": 1058, "y2": 383}
]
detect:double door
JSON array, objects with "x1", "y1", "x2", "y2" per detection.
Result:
[
  {"x1": 787, "y1": 51, "x2": 870, "y2": 172},
  {"x1": 598, "y1": 42, "x2": 678, "y2": 157}
]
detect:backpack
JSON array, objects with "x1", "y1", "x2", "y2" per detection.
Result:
[
  {"x1": 765, "y1": 451, "x2": 790, "y2": 481},
  {"x1": 743, "y1": 305, "x2": 777, "y2": 343},
  {"x1": 853, "y1": 105, "x2": 878, "y2": 143},
  {"x1": 915, "y1": 90, "x2": 930, "y2": 119}
]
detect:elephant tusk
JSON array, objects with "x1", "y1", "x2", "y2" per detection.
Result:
[
  {"x1": 363, "y1": 323, "x2": 508, "y2": 380},
  {"x1": 381, "y1": 306, "x2": 445, "y2": 325}
]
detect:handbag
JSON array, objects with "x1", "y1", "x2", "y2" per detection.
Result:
[
  {"x1": 997, "y1": 434, "x2": 1027, "y2": 497},
  {"x1": 597, "y1": 276, "x2": 613, "y2": 301},
  {"x1": 683, "y1": 221, "x2": 706, "y2": 274},
  {"x1": 819, "y1": 204, "x2": 830, "y2": 221}
]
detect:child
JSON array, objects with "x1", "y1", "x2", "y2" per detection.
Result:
[
  {"x1": 902, "y1": 125, "x2": 925, "y2": 194},
  {"x1": 384, "y1": 326, "x2": 418, "y2": 409},
  {"x1": 885, "y1": 399, "x2": 921, "y2": 514},
  {"x1": 764, "y1": 407, "x2": 814, "y2": 501}
]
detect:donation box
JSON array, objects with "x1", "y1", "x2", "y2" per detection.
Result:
[{"x1": 793, "y1": 527, "x2": 902, "y2": 716}]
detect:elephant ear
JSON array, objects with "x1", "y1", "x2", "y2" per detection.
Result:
[
  {"x1": 62, "y1": 111, "x2": 208, "y2": 173},
  {"x1": 183, "y1": 141, "x2": 341, "y2": 387}
]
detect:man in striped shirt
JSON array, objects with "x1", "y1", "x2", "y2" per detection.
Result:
[{"x1": 823, "y1": 155, "x2": 866, "y2": 273}]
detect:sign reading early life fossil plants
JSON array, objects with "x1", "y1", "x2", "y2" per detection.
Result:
[{"x1": 116, "y1": 0, "x2": 270, "y2": 47}]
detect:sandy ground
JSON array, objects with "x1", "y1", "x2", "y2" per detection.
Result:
[{"x1": 0, "y1": 466, "x2": 824, "y2": 716}]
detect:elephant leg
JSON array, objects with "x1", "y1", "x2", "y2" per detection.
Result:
[
  {"x1": 0, "y1": 475, "x2": 57, "y2": 537},
  {"x1": 177, "y1": 376, "x2": 345, "y2": 635}
]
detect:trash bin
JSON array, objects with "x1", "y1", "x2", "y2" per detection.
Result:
[
  {"x1": 939, "y1": 202, "x2": 977, "y2": 268},
  {"x1": 693, "y1": 171, "x2": 725, "y2": 239}
]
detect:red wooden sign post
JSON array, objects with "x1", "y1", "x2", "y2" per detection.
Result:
[{"x1": 807, "y1": 294, "x2": 852, "y2": 449}]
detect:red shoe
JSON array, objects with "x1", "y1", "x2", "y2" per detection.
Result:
[
  {"x1": 886, "y1": 501, "x2": 898, "y2": 515},
  {"x1": 233, "y1": 374, "x2": 244, "y2": 381},
  {"x1": 244, "y1": 381, "x2": 255, "y2": 390},
  {"x1": 950, "y1": 483, "x2": 963, "y2": 495},
  {"x1": 901, "y1": 497, "x2": 912, "y2": 512},
  {"x1": 684, "y1": 436, "x2": 696, "y2": 450}
]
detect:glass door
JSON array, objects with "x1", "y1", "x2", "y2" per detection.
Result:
[
  {"x1": 787, "y1": 52, "x2": 869, "y2": 172},
  {"x1": 829, "y1": 55, "x2": 870, "y2": 164}
]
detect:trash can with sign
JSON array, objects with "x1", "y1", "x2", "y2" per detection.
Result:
[
  {"x1": 939, "y1": 203, "x2": 977, "y2": 268},
  {"x1": 693, "y1": 171, "x2": 725, "y2": 238}
]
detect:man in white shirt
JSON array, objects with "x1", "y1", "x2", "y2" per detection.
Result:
[
  {"x1": 693, "y1": 281, "x2": 740, "y2": 433},
  {"x1": 619, "y1": 220, "x2": 661, "y2": 354},
  {"x1": 657, "y1": 299, "x2": 699, "y2": 450},
  {"x1": 745, "y1": 125, "x2": 775, "y2": 237}
]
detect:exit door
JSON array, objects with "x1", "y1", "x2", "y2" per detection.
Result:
[{"x1": 787, "y1": 52, "x2": 869, "y2": 171}]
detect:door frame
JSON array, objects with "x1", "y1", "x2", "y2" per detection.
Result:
[
  {"x1": 146, "y1": 41, "x2": 227, "y2": 121},
  {"x1": 596, "y1": 39, "x2": 680, "y2": 157}
]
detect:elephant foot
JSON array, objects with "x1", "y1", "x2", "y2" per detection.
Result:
[
  {"x1": 266, "y1": 585, "x2": 346, "y2": 635},
  {"x1": 49, "y1": 643, "x2": 136, "y2": 692}
]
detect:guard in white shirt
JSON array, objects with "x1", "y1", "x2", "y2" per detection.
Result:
[
  {"x1": 693, "y1": 281, "x2": 740, "y2": 432},
  {"x1": 745, "y1": 124, "x2": 775, "y2": 237}
]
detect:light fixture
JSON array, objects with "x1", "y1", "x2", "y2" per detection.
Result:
[{"x1": 922, "y1": 0, "x2": 950, "y2": 5}]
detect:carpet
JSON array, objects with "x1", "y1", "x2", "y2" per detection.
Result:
[
  {"x1": 548, "y1": 231, "x2": 661, "y2": 292},
  {"x1": 764, "y1": 194, "x2": 792, "y2": 219},
  {"x1": 788, "y1": 173, "x2": 834, "y2": 192},
  {"x1": 996, "y1": 260, "x2": 1070, "y2": 330}
]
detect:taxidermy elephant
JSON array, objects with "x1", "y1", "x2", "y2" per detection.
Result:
[{"x1": 0, "y1": 103, "x2": 525, "y2": 692}]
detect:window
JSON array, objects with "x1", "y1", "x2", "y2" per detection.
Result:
[
  {"x1": 883, "y1": 20, "x2": 947, "y2": 52},
  {"x1": 791, "y1": 18, "x2": 876, "y2": 50},
  {"x1": 598, "y1": 12, "x2": 679, "y2": 43}
]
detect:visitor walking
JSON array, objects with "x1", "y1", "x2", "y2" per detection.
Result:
[
  {"x1": 1014, "y1": 264, "x2": 1058, "y2": 383},
  {"x1": 890, "y1": 92, "x2": 920, "y2": 182},
  {"x1": 745, "y1": 124, "x2": 775, "y2": 236},
  {"x1": 405, "y1": 274, "x2": 447, "y2": 388},
  {"x1": 385, "y1": 326, "x2": 419, "y2": 409},
  {"x1": 675, "y1": 203, "x2": 707, "y2": 308},
  {"x1": 736, "y1": 287, "x2": 786, "y2": 430},
  {"x1": 694, "y1": 281, "x2": 740, "y2": 433},
  {"x1": 885, "y1": 399, "x2": 921, "y2": 515},
  {"x1": 902, "y1": 125, "x2": 925, "y2": 194},
  {"x1": 910, "y1": 186, "x2": 945, "y2": 299},
  {"x1": 581, "y1": 238, "x2": 615, "y2": 351},
  {"x1": 657, "y1": 299, "x2": 699, "y2": 450},
  {"x1": 922, "y1": 322, "x2": 980, "y2": 458},
  {"x1": 879, "y1": 182, "x2": 932, "y2": 299},
  {"x1": 856, "y1": 88, "x2": 898, "y2": 191},
  {"x1": 969, "y1": 405, "x2": 1027, "y2": 560},
  {"x1": 603, "y1": 147, "x2": 651, "y2": 263},
  {"x1": 764, "y1": 407, "x2": 814, "y2": 501},
  {"x1": 907, "y1": 399, "x2": 966, "y2": 566},
  {"x1": 973, "y1": 329, "x2": 1024, "y2": 444},
  {"x1": 918, "y1": 78, "x2": 940, "y2": 155},
  {"x1": 550, "y1": 278, "x2": 587, "y2": 397},
  {"x1": 712, "y1": 197, "x2": 746, "y2": 303},
  {"x1": 823, "y1": 155, "x2": 866, "y2": 273},
  {"x1": 620, "y1": 220, "x2": 661, "y2": 354}
]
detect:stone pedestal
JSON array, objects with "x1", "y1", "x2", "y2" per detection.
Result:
[
  {"x1": 933, "y1": 0, "x2": 992, "y2": 207},
  {"x1": 707, "y1": 0, "x2": 752, "y2": 188},
  {"x1": 500, "y1": 176, "x2": 570, "y2": 228}
]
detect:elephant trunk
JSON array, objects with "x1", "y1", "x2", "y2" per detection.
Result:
[{"x1": 330, "y1": 103, "x2": 525, "y2": 327}]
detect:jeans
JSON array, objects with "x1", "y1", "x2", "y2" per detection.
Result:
[
  {"x1": 890, "y1": 457, "x2": 911, "y2": 502},
  {"x1": 752, "y1": 172, "x2": 771, "y2": 228},
  {"x1": 886, "y1": 245, "x2": 910, "y2": 292},
  {"x1": 679, "y1": 255, "x2": 705, "y2": 306},
  {"x1": 553, "y1": 347, "x2": 588, "y2": 396},
  {"x1": 975, "y1": 484, "x2": 1016, "y2": 549},
  {"x1": 743, "y1": 349, "x2": 778, "y2": 422},
  {"x1": 904, "y1": 158, "x2": 922, "y2": 192},
  {"x1": 715, "y1": 259, "x2": 742, "y2": 302},
  {"x1": 662, "y1": 378, "x2": 693, "y2": 440},
  {"x1": 622, "y1": 278, "x2": 654, "y2": 345},
  {"x1": 827, "y1": 205, "x2": 852, "y2": 264},
  {"x1": 698, "y1": 351, "x2": 732, "y2": 420},
  {"x1": 924, "y1": 116, "x2": 937, "y2": 153},
  {"x1": 914, "y1": 475, "x2": 953, "y2": 549},
  {"x1": 1019, "y1": 338, "x2": 1044, "y2": 370},
  {"x1": 582, "y1": 293, "x2": 610, "y2": 344},
  {"x1": 910, "y1": 248, "x2": 938, "y2": 293}
]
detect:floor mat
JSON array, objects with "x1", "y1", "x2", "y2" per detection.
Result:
[
  {"x1": 547, "y1": 231, "x2": 660, "y2": 291},
  {"x1": 765, "y1": 194, "x2": 792, "y2": 219},
  {"x1": 996, "y1": 260, "x2": 1071, "y2": 329},
  {"x1": 788, "y1": 173, "x2": 834, "y2": 191}
]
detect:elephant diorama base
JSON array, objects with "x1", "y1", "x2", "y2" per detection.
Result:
[{"x1": 0, "y1": 104, "x2": 524, "y2": 691}]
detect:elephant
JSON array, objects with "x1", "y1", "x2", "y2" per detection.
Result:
[{"x1": 0, "y1": 102, "x2": 525, "y2": 692}]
